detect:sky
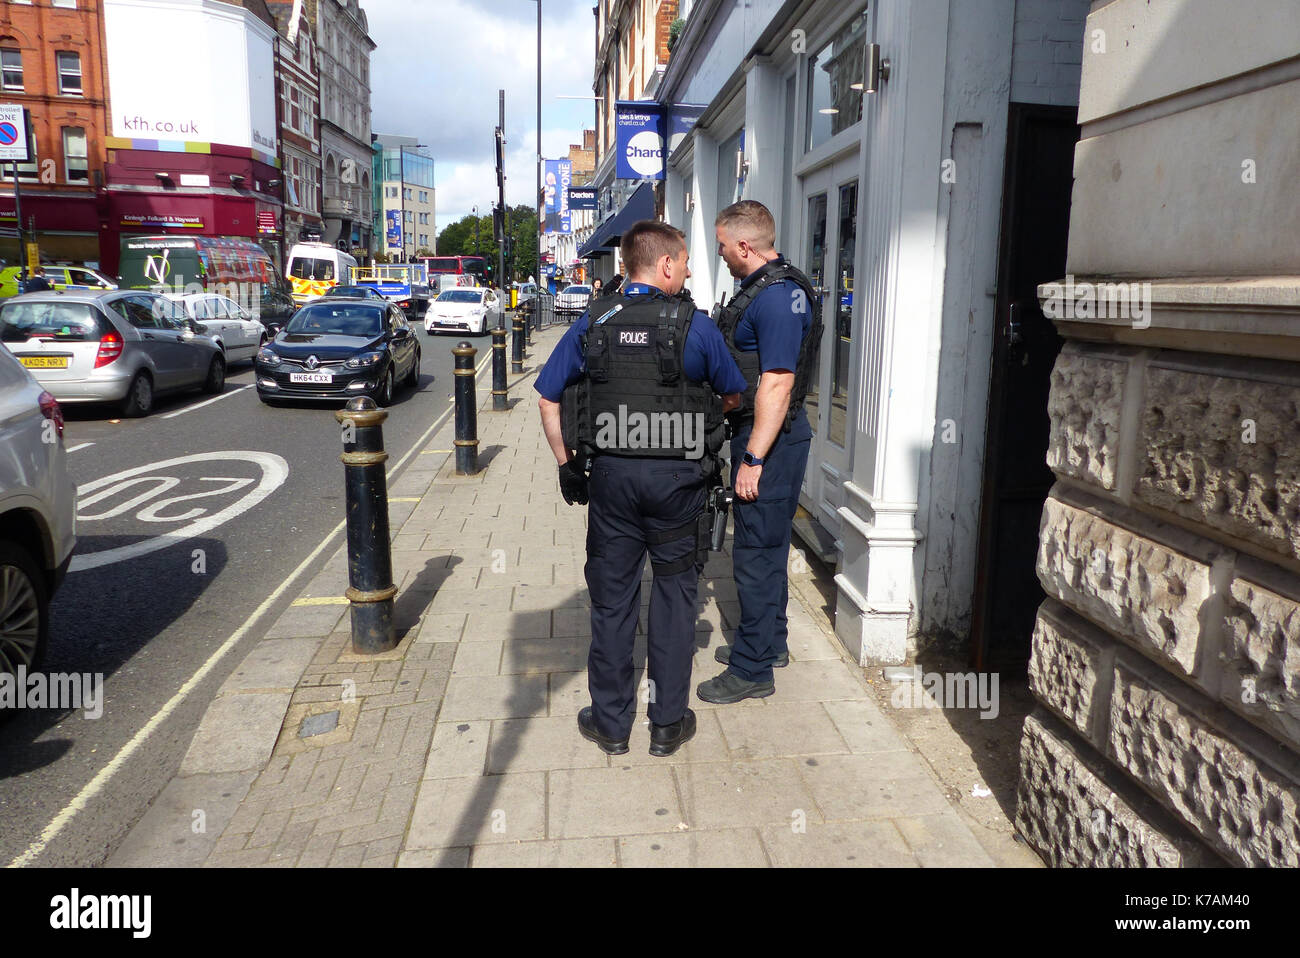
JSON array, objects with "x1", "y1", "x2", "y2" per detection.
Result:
[{"x1": 366, "y1": 0, "x2": 600, "y2": 234}]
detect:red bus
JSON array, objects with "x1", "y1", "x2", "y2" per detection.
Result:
[{"x1": 418, "y1": 255, "x2": 489, "y2": 290}]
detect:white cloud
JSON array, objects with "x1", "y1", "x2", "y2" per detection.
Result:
[{"x1": 366, "y1": 0, "x2": 599, "y2": 230}]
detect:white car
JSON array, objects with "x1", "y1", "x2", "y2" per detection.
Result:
[
  {"x1": 0, "y1": 344, "x2": 76, "y2": 673},
  {"x1": 425, "y1": 287, "x2": 502, "y2": 336},
  {"x1": 555, "y1": 284, "x2": 592, "y2": 316},
  {"x1": 169, "y1": 293, "x2": 268, "y2": 364}
]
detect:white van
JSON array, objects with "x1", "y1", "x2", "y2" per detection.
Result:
[{"x1": 285, "y1": 243, "x2": 359, "y2": 304}]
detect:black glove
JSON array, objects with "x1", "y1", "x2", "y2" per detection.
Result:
[{"x1": 558, "y1": 460, "x2": 589, "y2": 506}]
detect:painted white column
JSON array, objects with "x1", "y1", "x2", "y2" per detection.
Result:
[
  {"x1": 742, "y1": 55, "x2": 784, "y2": 216},
  {"x1": 687, "y1": 131, "x2": 718, "y2": 305},
  {"x1": 833, "y1": 0, "x2": 951, "y2": 664}
]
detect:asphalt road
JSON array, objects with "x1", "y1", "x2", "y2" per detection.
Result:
[{"x1": 0, "y1": 326, "x2": 491, "y2": 867}]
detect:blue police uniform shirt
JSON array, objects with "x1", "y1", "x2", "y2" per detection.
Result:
[
  {"x1": 534, "y1": 282, "x2": 748, "y2": 402},
  {"x1": 730, "y1": 256, "x2": 814, "y2": 442}
]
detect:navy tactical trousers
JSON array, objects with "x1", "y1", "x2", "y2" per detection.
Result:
[
  {"x1": 584, "y1": 455, "x2": 706, "y2": 740},
  {"x1": 726, "y1": 426, "x2": 811, "y2": 683}
]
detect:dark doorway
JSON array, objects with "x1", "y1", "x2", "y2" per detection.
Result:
[{"x1": 970, "y1": 103, "x2": 1080, "y2": 674}]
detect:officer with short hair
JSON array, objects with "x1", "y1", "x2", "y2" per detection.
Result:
[
  {"x1": 697, "y1": 200, "x2": 821, "y2": 704},
  {"x1": 536, "y1": 220, "x2": 745, "y2": 756}
]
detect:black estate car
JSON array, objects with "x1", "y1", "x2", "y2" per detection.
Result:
[{"x1": 255, "y1": 300, "x2": 420, "y2": 406}]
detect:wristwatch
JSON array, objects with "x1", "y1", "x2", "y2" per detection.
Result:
[{"x1": 742, "y1": 450, "x2": 765, "y2": 467}]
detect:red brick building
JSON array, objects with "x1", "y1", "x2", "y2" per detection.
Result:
[{"x1": 0, "y1": 0, "x2": 110, "y2": 266}]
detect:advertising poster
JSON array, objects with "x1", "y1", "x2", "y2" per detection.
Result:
[
  {"x1": 615, "y1": 101, "x2": 665, "y2": 180},
  {"x1": 386, "y1": 209, "x2": 402, "y2": 249}
]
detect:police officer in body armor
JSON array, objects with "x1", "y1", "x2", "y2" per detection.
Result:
[
  {"x1": 697, "y1": 200, "x2": 822, "y2": 704},
  {"x1": 535, "y1": 220, "x2": 745, "y2": 756}
]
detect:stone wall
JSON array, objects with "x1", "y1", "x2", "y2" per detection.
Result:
[{"x1": 1014, "y1": 0, "x2": 1300, "y2": 867}]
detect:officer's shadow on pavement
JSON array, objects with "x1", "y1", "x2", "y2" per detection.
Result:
[{"x1": 429, "y1": 563, "x2": 724, "y2": 865}]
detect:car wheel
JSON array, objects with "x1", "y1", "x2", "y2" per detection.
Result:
[
  {"x1": 374, "y1": 367, "x2": 394, "y2": 406},
  {"x1": 405, "y1": 348, "x2": 420, "y2": 388},
  {"x1": 203, "y1": 354, "x2": 226, "y2": 394},
  {"x1": 120, "y1": 371, "x2": 154, "y2": 418},
  {"x1": 0, "y1": 540, "x2": 49, "y2": 677}
]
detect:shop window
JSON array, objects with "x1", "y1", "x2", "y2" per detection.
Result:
[
  {"x1": 805, "y1": 9, "x2": 869, "y2": 152},
  {"x1": 62, "y1": 127, "x2": 88, "y2": 183},
  {"x1": 1, "y1": 49, "x2": 22, "y2": 91},
  {"x1": 57, "y1": 51, "x2": 82, "y2": 96}
]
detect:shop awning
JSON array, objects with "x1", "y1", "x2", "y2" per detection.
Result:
[{"x1": 577, "y1": 181, "x2": 654, "y2": 258}]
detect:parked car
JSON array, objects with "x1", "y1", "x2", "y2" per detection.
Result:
[
  {"x1": 0, "y1": 290, "x2": 226, "y2": 418},
  {"x1": 555, "y1": 284, "x2": 592, "y2": 317},
  {"x1": 425, "y1": 287, "x2": 502, "y2": 336},
  {"x1": 168, "y1": 293, "x2": 267, "y2": 364},
  {"x1": 255, "y1": 299, "x2": 420, "y2": 407},
  {"x1": 318, "y1": 285, "x2": 388, "y2": 301},
  {"x1": 0, "y1": 345, "x2": 76, "y2": 674},
  {"x1": 0, "y1": 265, "x2": 117, "y2": 299}
]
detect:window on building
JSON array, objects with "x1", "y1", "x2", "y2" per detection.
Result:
[
  {"x1": 62, "y1": 127, "x2": 87, "y2": 182},
  {"x1": 57, "y1": 51, "x2": 82, "y2": 96},
  {"x1": 53, "y1": 0, "x2": 78, "y2": 7},
  {"x1": 403, "y1": 187, "x2": 411, "y2": 200},
  {"x1": 1, "y1": 49, "x2": 22, "y2": 91},
  {"x1": 805, "y1": 9, "x2": 869, "y2": 152},
  {"x1": 2, "y1": 137, "x2": 39, "y2": 182}
]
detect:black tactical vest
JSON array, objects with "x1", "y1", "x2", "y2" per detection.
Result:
[
  {"x1": 712, "y1": 260, "x2": 822, "y2": 431},
  {"x1": 562, "y1": 291, "x2": 726, "y2": 462}
]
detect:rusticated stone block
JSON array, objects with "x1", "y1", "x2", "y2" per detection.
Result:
[
  {"x1": 1028, "y1": 601, "x2": 1114, "y2": 746},
  {"x1": 1046, "y1": 346, "x2": 1126, "y2": 490},
  {"x1": 1222, "y1": 571, "x2": 1300, "y2": 750},
  {"x1": 1037, "y1": 495, "x2": 1211, "y2": 677},
  {"x1": 1138, "y1": 365, "x2": 1300, "y2": 560},
  {"x1": 1108, "y1": 657, "x2": 1300, "y2": 867},
  {"x1": 1015, "y1": 710, "x2": 1217, "y2": 868}
]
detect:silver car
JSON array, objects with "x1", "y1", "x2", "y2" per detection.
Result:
[
  {"x1": 0, "y1": 290, "x2": 226, "y2": 417},
  {"x1": 0, "y1": 345, "x2": 75, "y2": 673},
  {"x1": 168, "y1": 293, "x2": 268, "y2": 365}
]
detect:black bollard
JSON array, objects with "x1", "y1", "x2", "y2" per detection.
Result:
[
  {"x1": 453, "y1": 341, "x2": 479, "y2": 475},
  {"x1": 511, "y1": 315, "x2": 524, "y2": 374},
  {"x1": 527, "y1": 301, "x2": 535, "y2": 345},
  {"x1": 335, "y1": 397, "x2": 397, "y2": 654},
  {"x1": 491, "y1": 326, "x2": 507, "y2": 411}
]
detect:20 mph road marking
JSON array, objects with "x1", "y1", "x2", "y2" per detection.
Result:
[{"x1": 69, "y1": 451, "x2": 289, "y2": 572}]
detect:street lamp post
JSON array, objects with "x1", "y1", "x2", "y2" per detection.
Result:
[{"x1": 473, "y1": 205, "x2": 480, "y2": 255}]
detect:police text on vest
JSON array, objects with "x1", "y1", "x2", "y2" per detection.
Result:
[{"x1": 618, "y1": 330, "x2": 650, "y2": 345}]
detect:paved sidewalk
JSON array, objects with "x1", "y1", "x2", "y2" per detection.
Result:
[{"x1": 111, "y1": 324, "x2": 997, "y2": 868}]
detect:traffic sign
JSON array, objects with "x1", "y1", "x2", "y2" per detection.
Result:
[{"x1": 0, "y1": 105, "x2": 30, "y2": 163}]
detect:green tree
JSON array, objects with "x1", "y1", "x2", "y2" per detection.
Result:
[{"x1": 436, "y1": 203, "x2": 540, "y2": 283}]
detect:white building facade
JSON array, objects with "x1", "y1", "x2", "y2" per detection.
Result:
[
  {"x1": 302, "y1": 0, "x2": 375, "y2": 256},
  {"x1": 659, "y1": 0, "x2": 1091, "y2": 666}
]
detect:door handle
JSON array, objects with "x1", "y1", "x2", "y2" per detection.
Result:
[
  {"x1": 1007, "y1": 303, "x2": 1024, "y2": 348},
  {"x1": 143, "y1": 333, "x2": 156, "y2": 340}
]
